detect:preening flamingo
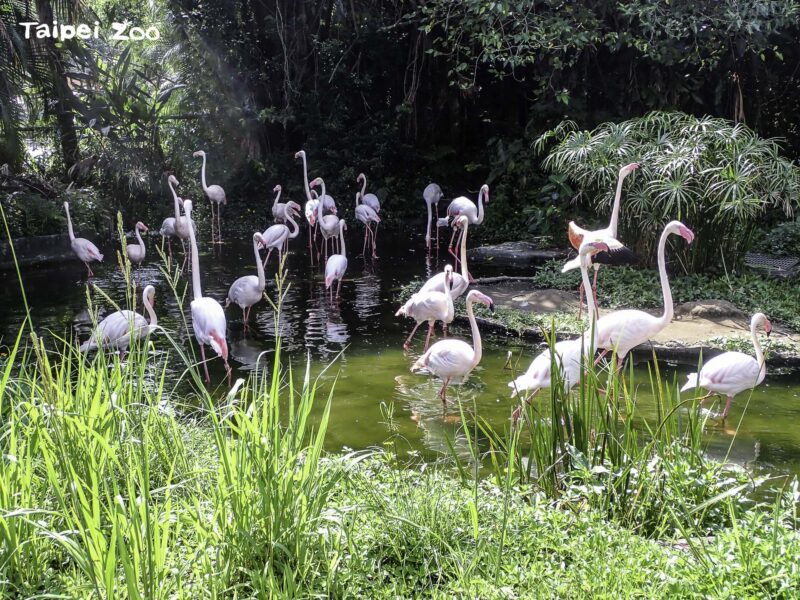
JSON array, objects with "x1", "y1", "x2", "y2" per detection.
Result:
[
  {"x1": 271, "y1": 184, "x2": 301, "y2": 223},
  {"x1": 160, "y1": 174, "x2": 191, "y2": 259},
  {"x1": 259, "y1": 205, "x2": 300, "y2": 268},
  {"x1": 446, "y1": 184, "x2": 489, "y2": 260},
  {"x1": 423, "y1": 183, "x2": 443, "y2": 250},
  {"x1": 567, "y1": 163, "x2": 639, "y2": 315},
  {"x1": 64, "y1": 201, "x2": 103, "y2": 278},
  {"x1": 80, "y1": 285, "x2": 157, "y2": 354},
  {"x1": 681, "y1": 312, "x2": 771, "y2": 420},
  {"x1": 396, "y1": 265, "x2": 455, "y2": 352},
  {"x1": 509, "y1": 240, "x2": 608, "y2": 418},
  {"x1": 325, "y1": 220, "x2": 348, "y2": 300},
  {"x1": 355, "y1": 191, "x2": 380, "y2": 258},
  {"x1": 310, "y1": 177, "x2": 341, "y2": 261},
  {"x1": 193, "y1": 150, "x2": 227, "y2": 244},
  {"x1": 411, "y1": 289, "x2": 494, "y2": 404},
  {"x1": 126, "y1": 221, "x2": 149, "y2": 268},
  {"x1": 357, "y1": 172, "x2": 381, "y2": 250},
  {"x1": 418, "y1": 216, "x2": 471, "y2": 298},
  {"x1": 226, "y1": 232, "x2": 267, "y2": 327},
  {"x1": 184, "y1": 199, "x2": 231, "y2": 384},
  {"x1": 296, "y1": 150, "x2": 322, "y2": 262},
  {"x1": 594, "y1": 220, "x2": 694, "y2": 369}
]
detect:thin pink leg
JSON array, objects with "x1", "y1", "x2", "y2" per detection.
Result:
[
  {"x1": 372, "y1": 224, "x2": 379, "y2": 258},
  {"x1": 423, "y1": 322, "x2": 434, "y2": 352},
  {"x1": 263, "y1": 248, "x2": 273, "y2": 269},
  {"x1": 721, "y1": 395, "x2": 733, "y2": 420},
  {"x1": 362, "y1": 227, "x2": 369, "y2": 257},
  {"x1": 438, "y1": 378, "x2": 450, "y2": 404},
  {"x1": 337, "y1": 278, "x2": 342, "y2": 298},
  {"x1": 594, "y1": 348, "x2": 609, "y2": 366},
  {"x1": 403, "y1": 322, "x2": 423, "y2": 351},
  {"x1": 200, "y1": 345, "x2": 211, "y2": 383}
]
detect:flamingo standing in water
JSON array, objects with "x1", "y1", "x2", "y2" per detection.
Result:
[
  {"x1": 160, "y1": 175, "x2": 193, "y2": 260},
  {"x1": 567, "y1": 162, "x2": 639, "y2": 315},
  {"x1": 304, "y1": 190, "x2": 320, "y2": 262},
  {"x1": 681, "y1": 312, "x2": 771, "y2": 420},
  {"x1": 446, "y1": 184, "x2": 489, "y2": 266},
  {"x1": 411, "y1": 289, "x2": 494, "y2": 404},
  {"x1": 271, "y1": 184, "x2": 301, "y2": 223},
  {"x1": 226, "y1": 232, "x2": 267, "y2": 327},
  {"x1": 310, "y1": 177, "x2": 341, "y2": 261},
  {"x1": 355, "y1": 191, "x2": 380, "y2": 258},
  {"x1": 193, "y1": 150, "x2": 226, "y2": 244},
  {"x1": 418, "y1": 216, "x2": 471, "y2": 298},
  {"x1": 396, "y1": 265, "x2": 455, "y2": 352},
  {"x1": 125, "y1": 221, "x2": 149, "y2": 277},
  {"x1": 80, "y1": 285, "x2": 157, "y2": 355},
  {"x1": 260, "y1": 205, "x2": 300, "y2": 268},
  {"x1": 509, "y1": 240, "x2": 608, "y2": 419},
  {"x1": 594, "y1": 220, "x2": 694, "y2": 369},
  {"x1": 184, "y1": 200, "x2": 231, "y2": 384},
  {"x1": 423, "y1": 183, "x2": 443, "y2": 250},
  {"x1": 357, "y1": 173, "x2": 381, "y2": 249},
  {"x1": 64, "y1": 201, "x2": 103, "y2": 279},
  {"x1": 324, "y1": 220, "x2": 348, "y2": 300}
]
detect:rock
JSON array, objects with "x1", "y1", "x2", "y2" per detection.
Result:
[
  {"x1": 510, "y1": 289, "x2": 578, "y2": 312},
  {"x1": 0, "y1": 234, "x2": 74, "y2": 270},
  {"x1": 674, "y1": 300, "x2": 747, "y2": 320},
  {"x1": 468, "y1": 242, "x2": 567, "y2": 267}
]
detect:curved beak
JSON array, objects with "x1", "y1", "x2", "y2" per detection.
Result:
[{"x1": 488, "y1": 301, "x2": 496, "y2": 314}]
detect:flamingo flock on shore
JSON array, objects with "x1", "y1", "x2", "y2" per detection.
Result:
[{"x1": 65, "y1": 150, "x2": 772, "y2": 419}]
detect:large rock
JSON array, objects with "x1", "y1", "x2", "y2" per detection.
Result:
[
  {"x1": 468, "y1": 242, "x2": 567, "y2": 267},
  {"x1": 0, "y1": 234, "x2": 74, "y2": 270},
  {"x1": 674, "y1": 300, "x2": 747, "y2": 320}
]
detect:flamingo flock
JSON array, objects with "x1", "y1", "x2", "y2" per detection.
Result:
[{"x1": 64, "y1": 151, "x2": 773, "y2": 420}]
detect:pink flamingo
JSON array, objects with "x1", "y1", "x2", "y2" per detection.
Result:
[
  {"x1": 193, "y1": 150, "x2": 227, "y2": 244},
  {"x1": 226, "y1": 232, "x2": 267, "y2": 327},
  {"x1": 357, "y1": 172, "x2": 381, "y2": 249},
  {"x1": 80, "y1": 285, "x2": 157, "y2": 355},
  {"x1": 259, "y1": 205, "x2": 300, "y2": 268},
  {"x1": 681, "y1": 312, "x2": 771, "y2": 420},
  {"x1": 396, "y1": 265, "x2": 455, "y2": 352},
  {"x1": 64, "y1": 201, "x2": 103, "y2": 278},
  {"x1": 324, "y1": 220, "x2": 348, "y2": 300},
  {"x1": 271, "y1": 184, "x2": 301, "y2": 223},
  {"x1": 355, "y1": 191, "x2": 380, "y2": 258},
  {"x1": 310, "y1": 177, "x2": 341, "y2": 261},
  {"x1": 418, "y1": 216, "x2": 471, "y2": 298},
  {"x1": 423, "y1": 183, "x2": 443, "y2": 250},
  {"x1": 446, "y1": 184, "x2": 489, "y2": 265},
  {"x1": 411, "y1": 289, "x2": 494, "y2": 404},
  {"x1": 125, "y1": 221, "x2": 149, "y2": 267}
]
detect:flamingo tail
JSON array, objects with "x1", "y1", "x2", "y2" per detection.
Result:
[{"x1": 680, "y1": 373, "x2": 699, "y2": 392}]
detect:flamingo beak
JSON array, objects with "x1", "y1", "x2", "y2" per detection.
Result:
[
  {"x1": 680, "y1": 226, "x2": 695, "y2": 244},
  {"x1": 488, "y1": 301, "x2": 496, "y2": 314},
  {"x1": 766, "y1": 321, "x2": 772, "y2": 337}
]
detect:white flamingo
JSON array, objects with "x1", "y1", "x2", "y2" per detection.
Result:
[
  {"x1": 419, "y1": 216, "x2": 471, "y2": 298},
  {"x1": 226, "y1": 232, "x2": 267, "y2": 327},
  {"x1": 271, "y1": 184, "x2": 301, "y2": 223},
  {"x1": 310, "y1": 177, "x2": 341, "y2": 261},
  {"x1": 396, "y1": 265, "x2": 455, "y2": 352},
  {"x1": 423, "y1": 183, "x2": 443, "y2": 250},
  {"x1": 325, "y1": 220, "x2": 349, "y2": 300},
  {"x1": 567, "y1": 162, "x2": 639, "y2": 315},
  {"x1": 64, "y1": 201, "x2": 103, "y2": 278},
  {"x1": 411, "y1": 289, "x2": 494, "y2": 404},
  {"x1": 594, "y1": 220, "x2": 694, "y2": 369},
  {"x1": 193, "y1": 150, "x2": 227, "y2": 244},
  {"x1": 357, "y1": 172, "x2": 381, "y2": 248},
  {"x1": 681, "y1": 312, "x2": 772, "y2": 420},
  {"x1": 355, "y1": 191, "x2": 380, "y2": 258},
  {"x1": 125, "y1": 221, "x2": 149, "y2": 269},
  {"x1": 184, "y1": 199, "x2": 231, "y2": 384},
  {"x1": 80, "y1": 285, "x2": 157, "y2": 354},
  {"x1": 509, "y1": 240, "x2": 608, "y2": 418},
  {"x1": 446, "y1": 184, "x2": 489, "y2": 263},
  {"x1": 304, "y1": 190, "x2": 320, "y2": 262},
  {"x1": 260, "y1": 205, "x2": 300, "y2": 268}
]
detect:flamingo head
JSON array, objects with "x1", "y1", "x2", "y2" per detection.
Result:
[
  {"x1": 254, "y1": 231, "x2": 265, "y2": 249},
  {"x1": 144, "y1": 285, "x2": 156, "y2": 307},
  {"x1": 294, "y1": 150, "x2": 305, "y2": 160},
  {"x1": 469, "y1": 290, "x2": 495, "y2": 314},
  {"x1": 273, "y1": 184, "x2": 281, "y2": 194},
  {"x1": 183, "y1": 199, "x2": 193, "y2": 215},
  {"x1": 287, "y1": 201, "x2": 302, "y2": 215},
  {"x1": 752, "y1": 313, "x2": 772, "y2": 337},
  {"x1": 481, "y1": 184, "x2": 490, "y2": 203},
  {"x1": 192, "y1": 150, "x2": 205, "y2": 158},
  {"x1": 453, "y1": 215, "x2": 468, "y2": 229},
  {"x1": 309, "y1": 177, "x2": 322, "y2": 189},
  {"x1": 621, "y1": 162, "x2": 640, "y2": 177},
  {"x1": 357, "y1": 173, "x2": 365, "y2": 183},
  {"x1": 168, "y1": 174, "x2": 179, "y2": 186},
  {"x1": 443, "y1": 264, "x2": 453, "y2": 284},
  {"x1": 678, "y1": 223, "x2": 695, "y2": 244}
]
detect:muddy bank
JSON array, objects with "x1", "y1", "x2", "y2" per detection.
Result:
[{"x1": 0, "y1": 234, "x2": 75, "y2": 270}]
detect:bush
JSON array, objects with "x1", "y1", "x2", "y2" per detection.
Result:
[
  {"x1": 535, "y1": 112, "x2": 800, "y2": 272},
  {"x1": 754, "y1": 218, "x2": 800, "y2": 257}
]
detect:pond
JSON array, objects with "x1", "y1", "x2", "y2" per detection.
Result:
[{"x1": 1, "y1": 225, "x2": 799, "y2": 477}]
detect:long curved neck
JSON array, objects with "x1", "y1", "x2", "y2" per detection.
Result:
[
  {"x1": 143, "y1": 293, "x2": 157, "y2": 327},
  {"x1": 580, "y1": 256, "x2": 598, "y2": 346},
  {"x1": 272, "y1": 189, "x2": 281, "y2": 208},
  {"x1": 355, "y1": 192, "x2": 360, "y2": 208},
  {"x1": 459, "y1": 223, "x2": 469, "y2": 280},
  {"x1": 425, "y1": 201, "x2": 432, "y2": 244},
  {"x1": 338, "y1": 224, "x2": 346, "y2": 257},
  {"x1": 300, "y1": 154, "x2": 311, "y2": 203},
  {"x1": 65, "y1": 204, "x2": 75, "y2": 240},
  {"x1": 286, "y1": 211, "x2": 300, "y2": 239},
  {"x1": 656, "y1": 228, "x2": 674, "y2": 326},
  {"x1": 751, "y1": 321, "x2": 766, "y2": 374},
  {"x1": 466, "y1": 296, "x2": 482, "y2": 367},
  {"x1": 186, "y1": 211, "x2": 203, "y2": 300},
  {"x1": 172, "y1": 187, "x2": 181, "y2": 220},
  {"x1": 360, "y1": 176, "x2": 367, "y2": 197},
  {"x1": 609, "y1": 172, "x2": 626, "y2": 236},
  {"x1": 254, "y1": 237, "x2": 265, "y2": 291},
  {"x1": 475, "y1": 189, "x2": 486, "y2": 224},
  {"x1": 315, "y1": 182, "x2": 326, "y2": 222},
  {"x1": 199, "y1": 154, "x2": 209, "y2": 192},
  {"x1": 135, "y1": 228, "x2": 145, "y2": 252}
]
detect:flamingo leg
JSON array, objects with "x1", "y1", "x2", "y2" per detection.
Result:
[
  {"x1": 443, "y1": 322, "x2": 448, "y2": 338},
  {"x1": 577, "y1": 279, "x2": 585, "y2": 319},
  {"x1": 447, "y1": 227, "x2": 459, "y2": 258},
  {"x1": 435, "y1": 204, "x2": 440, "y2": 246},
  {"x1": 423, "y1": 322, "x2": 434, "y2": 352},
  {"x1": 199, "y1": 345, "x2": 211, "y2": 384},
  {"x1": 592, "y1": 267, "x2": 600, "y2": 317},
  {"x1": 594, "y1": 348, "x2": 609, "y2": 366},
  {"x1": 721, "y1": 395, "x2": 734, "y2": 420},
  {"x1": 438, "y1": 378, "x2": 451, "y2": 405},
  {"x1": 372, "y1": 223, "x2": 379, "y2": 258},
  {"x1": 511, "y1": 389, "x2": 541, "y2": 424},
  {"x1": 403, "y1": 321, "x2": 424, "y2": 351},
  {"x1": 336, "y1": 277, "x2": 342, "y2": 299},
  {"x1": 362, "y1": 226, "x2": 369, "y2": 257},
  {"x1": 262, "y1": 248, "x2": 273, "y2": 269},
  {"x1": 85, "y1": 262, "x2": 93, "y2": 279}
]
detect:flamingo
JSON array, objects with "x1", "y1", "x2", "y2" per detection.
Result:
[
  {"x1": 64, "y1": 201, "x2": 103, "y2": 278},
  {"x1": 567, "y1": 162, "x2": 639, "y2": 315},
  {"x1": 594, "y1": 220, "x2": 694, "y2": 369},
  {"x1": 260, "y1": 205, "x2": 300, "y2": 268},
  {"x1": 304, "y1": 190, "x2": 320, "y2": 262},
  {"x1": 324, "y1": 220, "x2": 348, "y2": 300},
  {"x1": 418, "y1": 216, "x2": 471, "y2": 298},
  {"x1": 681, "y1": 313, "x2": 771, "y2": 420},
  {"x1": 355, "y1": 191, "x2": 380, "y2": 258},
  {"x1": 423, "y1": 183, "x2": 443, "y2": 250},
  {"x1": 125, "y1": 221, "x2": 149, "y2": 272},
  {"x1": 184, "y1": 199, "x2": 231, "y2": 384},
  {"x1": 396, "y1": 265, "x2": 455, "y2": 352},
  {"x1": 357, "y1": 172, "x2": 381, "y2": 248},
  {"x1": 411, "y1": 289, "x2": 494, "y2": 404},
  {"x1": 80, "y1": 285, "x2": 157, "y2": 354},
  {"x1": 271, "y1": 184, "x2": 301, "y2": 223},
  {"x1": 310, "y1": 177, "x2": 341, "y2": 261},
  {"x1": 446, "y1": 184, "x2": 489, "y2": 264},
  {"x1": 193, "y1": 150, "x2": 227, "y2": 244},
  {"x1": 509, "y1": 240, "x2": 608, "y2": 418},
  {"x1": 226, "y1": 232, "x2": 267, "y2": 327}
]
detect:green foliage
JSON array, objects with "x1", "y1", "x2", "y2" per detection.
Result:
[
  {"x1": 754, "y1": 218, "x2": 800, "y2": 257},
  {"x1": 536, "y1": 112, "x2": 800, "y2": 272}
]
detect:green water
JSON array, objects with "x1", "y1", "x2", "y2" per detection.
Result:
[{"x1": 1, "y1": 228, "x2": 799, "y2": 476}]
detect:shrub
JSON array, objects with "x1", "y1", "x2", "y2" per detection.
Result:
[{"x1": 754, "y1": 218, "x2": 800, "y2": 257}]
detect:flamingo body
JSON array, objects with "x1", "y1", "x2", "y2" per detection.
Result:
[
  {"x1": 80, "y1": 286, "x2": 157, "y2": 353},
  {"x1": 64, "y1": 201, "x2": 103, "y2": 277}
]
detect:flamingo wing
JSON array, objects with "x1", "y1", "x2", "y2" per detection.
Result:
[
  {"x1": 698, "y1": 352, "x2": 763, "y2": 395},
  {"x1": 362, "y1": 193, "x2": 380, "y2": 213},
  {"x1": 191, "y1": 297, "x2": 228, "y2": 358},
  {"x1": 160, "y1": 218, "x2": 176, "y2": 237},
  {"x1": 228, "y1": 275, "x2": 261, "y2": 309},
  {"x1": 419, "y1": 339, "x2": 474, "y2": 380}
]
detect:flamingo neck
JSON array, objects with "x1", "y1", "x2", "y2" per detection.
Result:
[
  {"x1": 355, "y1": 192, "x2": 360, "y2": 208},
  {"x1": 199, "y1": 154, "x2": 209, "y2": 192},
  {"x1": 186, "y1": 211, "x2": 203, "y2": 301},
  {"x1": 475, "y1": 188, "x2": 486, "y2": 224},
  {"x1": 425, "y1": 200, "x2": 432, "y2": 245},
  {"x1": 315, "y1": 181, "x2": 326, "y2": 223},
  {"x1": 360, "y1": 176, "x2": 367, "y2": 198},
  {"x1": 459, "y1": 222, "x2": 469, "y2": 281},
  {"x1": 656, "y1": 227, "x2": 674, "y2": 326},
  {"x1": 580, "y1": 255, "x2": 598, "y2": 348},
  {"x1": 143, "y1": 292, "x2": 157, "y2": 327},
  {"x1": 254, "y1": 237, "x2": 265, "y2": 291},
  {"x1": 65, "y1": 204, "x2": 75, "y2": 240},
  {"x1": 170, "y1": 183, "x2": 181, "y2": 220},
  {"x1": 466, "y1": 295, "x2": 482, "y2": 367},
  {"x1": 338, "y1": 224, "x2": 346, "y2": 257},
  {"x1": 135, "y1": 228, "x2": 145, "y2": 252},
  {"x1": 609, "y1": 171, "x2": 626, "y2": 236},
  {"x1": 272, "y1": 188, "x2": 281, "y2": 208},
  {"x1": 751, "y1": 320, "x2": 766, "y2": 376},
  {"x1": 286, "y1": 210, "x2": 300, "y2": 239},
  {"x1": 300, "y1": 154, "x2": 311, "y2": 203}
]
